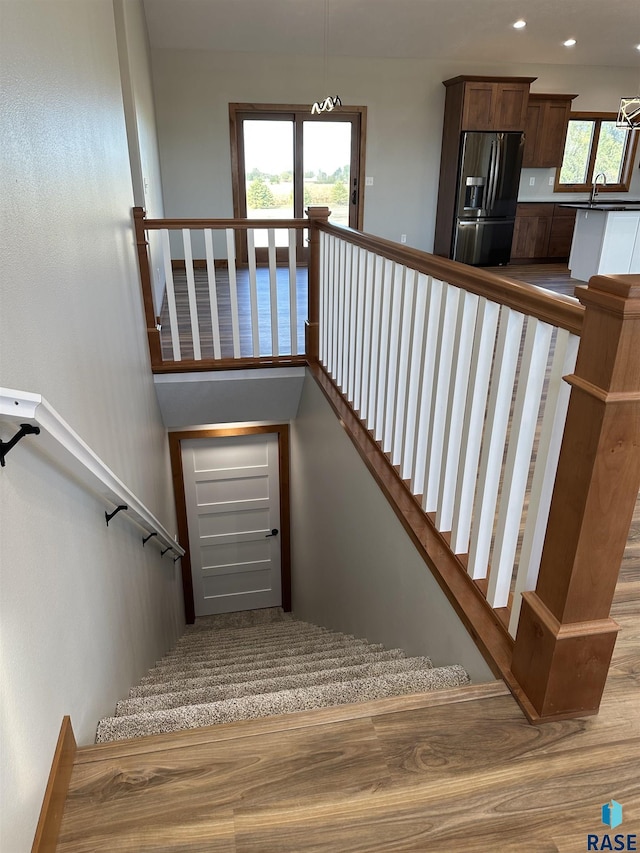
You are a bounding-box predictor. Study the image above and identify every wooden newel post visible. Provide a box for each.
[305,206,331,363]
[132,207,162,368]
[512,274,640,721]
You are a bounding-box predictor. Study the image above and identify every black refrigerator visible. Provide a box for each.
[452,131,524,266]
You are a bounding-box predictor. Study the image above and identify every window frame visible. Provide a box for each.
[553,111,638,194]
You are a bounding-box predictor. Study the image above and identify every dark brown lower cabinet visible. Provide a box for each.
[511,203,576,262]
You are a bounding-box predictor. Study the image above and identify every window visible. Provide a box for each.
[555,112,638,193]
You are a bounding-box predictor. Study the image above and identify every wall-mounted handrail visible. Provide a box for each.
[0,387,184,558]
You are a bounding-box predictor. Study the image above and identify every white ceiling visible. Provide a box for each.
[143,0,640,69]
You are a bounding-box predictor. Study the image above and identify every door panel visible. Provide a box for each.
[182,433,281,616]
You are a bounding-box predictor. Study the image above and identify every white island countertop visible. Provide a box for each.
[562,204,640,282]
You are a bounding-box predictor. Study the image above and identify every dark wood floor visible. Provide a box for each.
[484,262,583,298]
[57,487,640,852]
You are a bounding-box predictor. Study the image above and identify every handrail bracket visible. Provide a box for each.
[0,423,41,467]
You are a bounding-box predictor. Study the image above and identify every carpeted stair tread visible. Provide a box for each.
[179,607,291,634]
[128,647,412,698]
[147,635,377,674]
[140,641,398,684]
[115,656,435,716]
[170,621,329,652]
[96,666,470,742]
[158,626,346,664]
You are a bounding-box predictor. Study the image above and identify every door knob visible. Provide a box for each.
[265,528,279,538]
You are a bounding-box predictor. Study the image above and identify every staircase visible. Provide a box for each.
[95,608,470,743]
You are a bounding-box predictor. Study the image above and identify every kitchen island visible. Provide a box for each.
[563,203,640,282]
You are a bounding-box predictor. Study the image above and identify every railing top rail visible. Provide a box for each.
[318,221,585,336]
[141,216,309,231]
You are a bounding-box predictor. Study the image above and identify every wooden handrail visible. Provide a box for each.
[316,221,584,336]
[141,217,309,231]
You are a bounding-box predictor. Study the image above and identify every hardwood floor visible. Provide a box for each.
[484,262,583,298]
[57,491,640,852]
[159,266,308,361]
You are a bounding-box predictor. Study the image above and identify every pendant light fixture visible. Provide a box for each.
[311,0,341,114]
[616,97,640,129]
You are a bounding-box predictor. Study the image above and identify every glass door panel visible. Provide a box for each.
[303,121,352,227]
[243,119,293,247]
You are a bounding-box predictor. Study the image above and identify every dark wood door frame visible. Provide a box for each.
[169,424,292,624]
[229,102,367,256]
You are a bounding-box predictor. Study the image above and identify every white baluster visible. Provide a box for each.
[203,229,222,360]
[374,258,393,443]
[508,329,579,635]
[347,243,359,404]
[225,228,241,358]
[359,251,375,423]
[487,317,553,609]
[182,229,201,361]
[288,228,298,355]
[383,263,405,455]
[267,229,279,356]
[392,267,416,467]
[400,271,427,480]
[246,229,260,357]
[436,290,480,531]
[422,282,461,513]
[450,297,500,555]
[352,247,365,413]
[367,255,383,430]
[467,306,524,580]
[160,229,181,361]
[411,277,443,498]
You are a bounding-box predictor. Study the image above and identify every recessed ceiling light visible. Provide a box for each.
[563,38,577,47]
[513,20,527,29]
[636,44,640,51]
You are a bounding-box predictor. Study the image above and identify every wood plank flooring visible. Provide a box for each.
[57,488,639,852]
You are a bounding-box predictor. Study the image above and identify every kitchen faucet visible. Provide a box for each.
[590,172,607,204]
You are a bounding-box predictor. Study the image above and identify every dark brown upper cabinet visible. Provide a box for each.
[443,76,536,132]
[522,94,578,168]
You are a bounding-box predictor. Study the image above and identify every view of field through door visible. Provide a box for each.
[230,104,366,251]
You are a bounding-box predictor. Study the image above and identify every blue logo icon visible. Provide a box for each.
[602,800,624,830]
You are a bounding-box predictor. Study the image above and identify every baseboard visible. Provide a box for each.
[31,716,77,853]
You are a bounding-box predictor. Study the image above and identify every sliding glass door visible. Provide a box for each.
[230,104,366,258]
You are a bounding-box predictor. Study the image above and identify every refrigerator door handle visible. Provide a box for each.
[492,136,500,210]
[486,140,497,214]
[489,135,502,212]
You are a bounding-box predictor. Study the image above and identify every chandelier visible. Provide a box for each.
[311,0,341,115]
[616,97,640,129]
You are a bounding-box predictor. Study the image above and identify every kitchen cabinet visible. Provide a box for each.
[522,94,577,168]
[547,205,577,258]
[435,76,536,257]
[511,204,552,260]
[511,203,576,261]
[458,79,534,131]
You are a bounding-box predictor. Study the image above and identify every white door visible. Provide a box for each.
[181,433,282,616]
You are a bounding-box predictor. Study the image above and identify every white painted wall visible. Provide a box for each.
[0,3,184,849]
[113,0,167,311]
[290,373,495,685]
[149,49,640,251]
